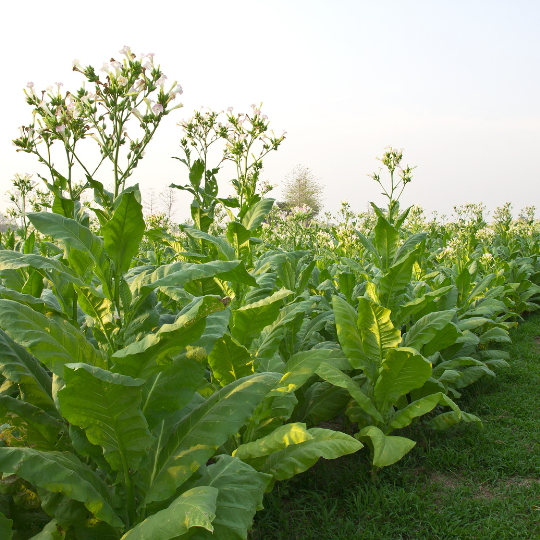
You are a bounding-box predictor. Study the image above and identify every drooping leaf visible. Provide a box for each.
[259,428,362,485]
[389,392,460,430]
[234,423,313,465]
[356,425,415,467]
[0,299,106,377]
[122,487,218,540]
[0,447,122,527]
[0,329,56,415]
[27,212,112,298]
[59,363,153,472]
[0,396,66,450]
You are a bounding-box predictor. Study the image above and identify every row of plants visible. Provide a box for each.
[1,47,539,539]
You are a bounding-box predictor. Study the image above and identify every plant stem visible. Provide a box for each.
[123,460,136,527]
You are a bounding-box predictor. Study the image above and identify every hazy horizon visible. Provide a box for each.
[1,0,539,222]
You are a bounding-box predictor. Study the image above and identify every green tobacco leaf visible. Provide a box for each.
[190,455,272,540]
[27,519,65,539]
[356,425,415,467]
[389,392,460,430]
[373,347,432,415]
[59,363,153,472]
[129,261,255,314]
[231,289,292,347]
[332,296,373,377]
[234,423,313,464]
[373,214,399,269]
[354,231,382,267]
[183,228,235,260]
[141,357,205,430]
[315,362,383,422]
[0,329,56,415]
[208,334,253,386]
[0,396,65,450]
[260,428,362,485]
[0,251,89,290]
[293,382,350,427]
[357,297,401,370]
[431,411,482,430]
[277,349,343,392]
[0,447,122,527]
[27,212,112,299]
[144,373,280,506]
[122,487,218,540]
[102,192,145,276]
[227,221,251,259]
[378,250,418,309]
[402,310,456,351]
[242,198,275,231]
[0,299,106,377]
[0,512,12,540]
[113,296,224,379]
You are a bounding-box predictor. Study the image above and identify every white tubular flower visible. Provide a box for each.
[131,108,144,121]
[26,82,34,89]
[119,45,130,55]
[72,59,83,70]
[100,62,110,73]
[110,60,122,69]
[227,106,233,112]
[156,75,167,86]
[135,79,145,89]
[143,61,152,70]
[152,103,163,114]
[56,125,66,132]
[38,101,54,117]
[117,76,128,86]
[172,84,183,95]
[254,109,261,115]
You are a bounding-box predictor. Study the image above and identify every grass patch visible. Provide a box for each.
[251,313,540,539]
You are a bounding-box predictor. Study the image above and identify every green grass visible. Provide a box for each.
[251,313,540,540]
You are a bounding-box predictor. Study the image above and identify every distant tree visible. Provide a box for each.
[144,188,159,215]
[281,165,324,216]
[159,186,178,221]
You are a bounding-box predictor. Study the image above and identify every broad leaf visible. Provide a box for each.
[190,455,272,540]
[231,289,292,347]
[356,425,415,467]
[102,191,145,276]
[208,334,253,386]
[0,299,106,377]
[59,363,153,472]
[122,487,218,540]
[315,362,383,422]
[373,347,432,415]
[260,428,362,484]
[144,372,280,505]
[0,447,122,527]
[0,329,56,415]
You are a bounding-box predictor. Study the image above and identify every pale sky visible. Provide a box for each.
[2,0,539,222]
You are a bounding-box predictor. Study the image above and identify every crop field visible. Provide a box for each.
[0,49,539,539]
